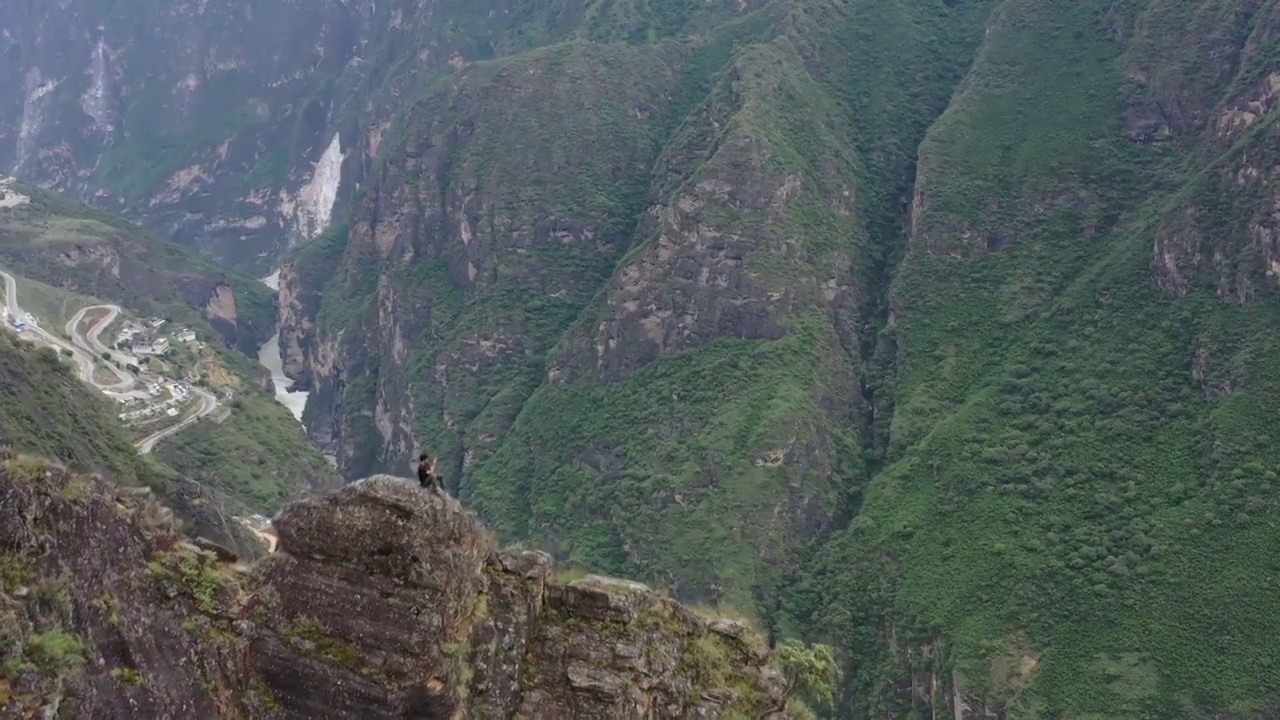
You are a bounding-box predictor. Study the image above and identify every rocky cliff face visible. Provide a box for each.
[0,0,372,269]
[0,0,759,272]
[281,37,695,479]
[0,459,790,719]
[0,455,264,718]
[250,476,789,719]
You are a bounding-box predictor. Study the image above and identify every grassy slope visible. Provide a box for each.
[0,187,339,517]
[0,331,158,485]
[791,0,1280,716]
[7,273,102,332]
[155,343,340,514]
[0,329,271,556]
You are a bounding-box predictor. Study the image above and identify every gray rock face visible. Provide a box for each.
[1,463,790,718]
[0,0,372,269]
[0,1,541,271]
[249,476,790,719]
[0,455,265,719]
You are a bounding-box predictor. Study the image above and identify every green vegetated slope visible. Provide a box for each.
[298,0,995,610]
[292,0,1280,715]
[473,0,1000,608]
[0,330,270,556]
[787,0,1280,717]
[0,182,274,351]
[0,186,339,520]
[154,371,339,513]
[0,331,156,485]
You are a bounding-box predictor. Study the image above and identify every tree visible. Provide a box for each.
[100,351,110,361]
[776,640,838,713]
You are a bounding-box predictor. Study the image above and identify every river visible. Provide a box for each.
[258,271,308,423]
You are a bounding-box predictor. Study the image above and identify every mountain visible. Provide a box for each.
[0,460,795,718]
[0,0,760,273]
[790,0,1280,715]
[0,179,274,353]
[0,329,265,556]
[0,180,340,523]
[280,0,1280,717]
[7,0,1280,717]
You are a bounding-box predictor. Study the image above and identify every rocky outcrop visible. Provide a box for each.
[1,460,790,719]
[248,476,789,719]
[0,455,264,719]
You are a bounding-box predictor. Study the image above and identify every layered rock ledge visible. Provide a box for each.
[0,463,790,719]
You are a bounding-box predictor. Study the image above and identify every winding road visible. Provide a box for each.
[135,387,218,454]
[65,304,136,392]
[1,269,220,454]
[1,269,101,381]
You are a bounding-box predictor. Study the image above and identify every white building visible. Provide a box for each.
[175,328,197,343]
[148,318,167,329]
[132,337,170,356]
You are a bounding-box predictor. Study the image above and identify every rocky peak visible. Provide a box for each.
[0,462,790,719]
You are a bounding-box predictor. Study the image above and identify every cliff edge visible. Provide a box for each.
[0,461,789,719]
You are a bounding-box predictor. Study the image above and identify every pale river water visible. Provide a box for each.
[258,271,309,423]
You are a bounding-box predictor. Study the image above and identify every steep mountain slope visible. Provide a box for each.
[0,182,340,520]
[278,0,1280,717]
[0,330,264,556]
[283,0,995,609]
[788,0,1280,716]
[0,0,761,271]
[0,331,151,484]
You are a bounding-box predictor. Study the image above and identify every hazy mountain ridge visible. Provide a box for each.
[0,0,761,272]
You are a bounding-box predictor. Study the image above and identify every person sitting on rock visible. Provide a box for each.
[417,453,443,495]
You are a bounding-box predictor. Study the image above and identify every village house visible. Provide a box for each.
[132,337,170,356]
[115,325,141,345]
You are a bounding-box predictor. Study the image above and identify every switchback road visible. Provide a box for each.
[2,269,221,454]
